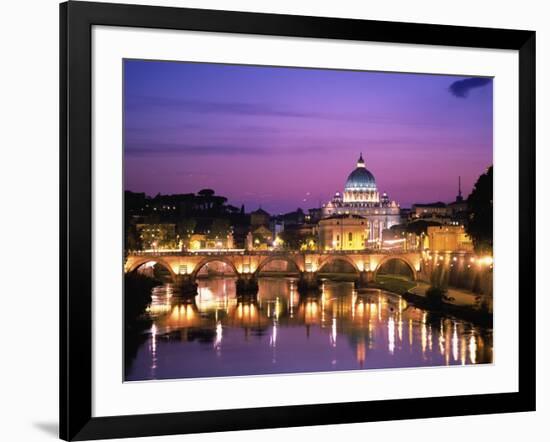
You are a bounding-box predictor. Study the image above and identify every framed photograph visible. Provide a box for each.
[60,1,536,440]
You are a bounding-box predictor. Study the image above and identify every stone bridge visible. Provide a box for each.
[125,250,422,293]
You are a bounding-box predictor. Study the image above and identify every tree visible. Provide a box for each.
[126,223,142,252]
[209,218,231,238]
[124,272,158,326]
[279,228,301,250]
[403,219,441,235]
[197,188,215,197]
[425,285,446,308]
[466,166,493,253]
[178,218,197,235]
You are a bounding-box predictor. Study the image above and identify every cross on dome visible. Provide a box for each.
[357,152,365,168]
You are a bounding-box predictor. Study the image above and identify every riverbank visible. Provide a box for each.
[370,275,492,327]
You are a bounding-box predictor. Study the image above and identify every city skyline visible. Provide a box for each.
[124,60,493,212]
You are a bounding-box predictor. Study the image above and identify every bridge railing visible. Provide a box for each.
[127,248,421,257]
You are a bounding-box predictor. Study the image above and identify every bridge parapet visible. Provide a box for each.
[125,249,494,300]
[128,248,420,257]
[125,249,423,286]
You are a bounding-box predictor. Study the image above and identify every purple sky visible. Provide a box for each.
[124,60,492,213]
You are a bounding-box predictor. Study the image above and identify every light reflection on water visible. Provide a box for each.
[126,277,493,381]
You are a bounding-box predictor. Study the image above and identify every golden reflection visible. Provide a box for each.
[214,321,223,350]
[147,284,174,315]
[469,333,477,364]
[452,323,459,362]
[356,338,366,367]
[141,279,492,370]
[438,322,445,357]
[398,316,403,345]
[150,323,157,376]
[299,298,321,326]
[156,301,200,329]
[370,302,378,321]
[229,297,267,328]
[331,318,337,347]
[289,281,296,319]
[357,299,365,319]
[148,303,171,315]
[320,291,326,325]
[445,321,451,365]
[461,335,467,365]
[275,297,281,320]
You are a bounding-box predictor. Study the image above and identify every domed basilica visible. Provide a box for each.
[320,154,401,246]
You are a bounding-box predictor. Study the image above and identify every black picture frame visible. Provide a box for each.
[60,1,536,440]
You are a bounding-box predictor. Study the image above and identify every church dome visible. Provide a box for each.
[344,154,377,191]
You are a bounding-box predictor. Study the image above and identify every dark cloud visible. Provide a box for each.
[448,77,492,98]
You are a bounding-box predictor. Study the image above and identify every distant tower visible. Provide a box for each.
[456,176,464,202]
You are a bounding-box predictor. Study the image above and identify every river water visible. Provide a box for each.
[125,277,492,381]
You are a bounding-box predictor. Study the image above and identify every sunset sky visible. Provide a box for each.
[124,59,493,213]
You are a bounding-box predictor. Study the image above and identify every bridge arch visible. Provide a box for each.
[374,256,417,281]
[317,255,360,274]
[191,257,239,279]
[126,257,177,282]
[255,255,303,275]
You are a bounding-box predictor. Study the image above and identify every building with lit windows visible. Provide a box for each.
[318,214,371,251]
[321,154,401,246]
[410,177,469,225]
[426,225,474,252]
[135,223,177,250]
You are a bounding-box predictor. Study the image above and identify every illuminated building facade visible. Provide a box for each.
[136,223,177,250]
[410,177,469,225]
[321,154,401,246]
[426,225,474,252]
[251,225,273,250]
[187,232,235,251]
[318,214,371,251]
